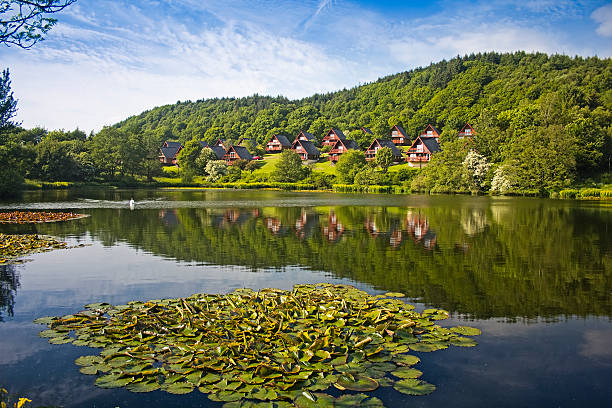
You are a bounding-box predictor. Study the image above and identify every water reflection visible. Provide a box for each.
[0,265,19,321]
[3,198,605,321]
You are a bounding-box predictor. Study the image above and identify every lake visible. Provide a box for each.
[0,189,611,407]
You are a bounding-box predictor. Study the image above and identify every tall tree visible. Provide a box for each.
[1,0,76,48]
[0,68,17,129]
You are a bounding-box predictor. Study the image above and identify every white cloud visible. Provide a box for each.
[388,25,561,68]
[591,4,612,37]
[7,18,365,131]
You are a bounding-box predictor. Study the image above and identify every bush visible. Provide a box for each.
[600,190,612,199]
[579,188,601,198]
[559,189,579,199]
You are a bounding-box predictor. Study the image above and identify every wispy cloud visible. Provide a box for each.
[591,4,612,36]
[1,0,610,131]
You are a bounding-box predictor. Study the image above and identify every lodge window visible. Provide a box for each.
[464,129,471,135]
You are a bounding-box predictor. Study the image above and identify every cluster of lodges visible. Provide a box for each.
[159,139,254,166]
[159,123,475,167]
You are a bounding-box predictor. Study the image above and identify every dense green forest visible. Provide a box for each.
[1,52,611,195]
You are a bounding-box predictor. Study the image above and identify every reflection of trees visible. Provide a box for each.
[0,264,19,322]
[31,202,612,320]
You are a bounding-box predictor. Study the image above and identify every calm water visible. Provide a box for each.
[0,189,611,407]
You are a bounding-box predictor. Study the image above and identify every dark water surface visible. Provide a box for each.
[1,189,611,407]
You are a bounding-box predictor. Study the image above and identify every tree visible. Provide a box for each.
[195,147,218,175]
[0,69,18,129]
[375,147,393,173]
[335,150,366,184]
[1,0,76,48]
[272,150,310,182]
[462,150,490,192]
[245,160,261,173]
[177,139,203,181]
[205,160,228,182]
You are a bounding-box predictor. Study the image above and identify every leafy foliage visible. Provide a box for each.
[272,150,310,182]
[0,0,76,48]
[36,284,480,405]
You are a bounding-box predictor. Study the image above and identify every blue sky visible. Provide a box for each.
[1,0,611,132]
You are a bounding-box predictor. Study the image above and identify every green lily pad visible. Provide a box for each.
[335,374,378,392]
[384,292,405,298]
[334,393,369,407]
[392,354,420,366]
[163,381,195,394]
[126,380,160,393]
[390,367,423,379]
[451,326,482,336]
[95,374,133,388]
[393,379,436,395]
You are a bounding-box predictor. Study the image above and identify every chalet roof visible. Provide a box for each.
[370,139,402,156]
[214,138,227,147]
[459,123,475,133]
[160,145,181,158]
[326,128,346,140]
[163,141,182,149]
[422,137,441,154]
[361,127,374,135]
[297,131,315,141]
[210,145,226,159]
[334,139,360,150]
[391,125,408,138]
[231,145,253,160]
[272,134,292,147]
[421,124,441,137]
[294,139,320,156]
[199,140,209,148]
[237,137,256,146]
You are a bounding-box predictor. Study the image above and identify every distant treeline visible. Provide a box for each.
[1,52,610,195]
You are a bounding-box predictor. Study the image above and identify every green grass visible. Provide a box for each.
[312,159,337,175]
[250,154,281,176]
[387,162,412,172]
[162,166,179,177]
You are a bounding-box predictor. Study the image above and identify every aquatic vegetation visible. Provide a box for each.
[0,211,87,224]
[35,284,481,406]
[0,234,67,263]
[0,387,31,408]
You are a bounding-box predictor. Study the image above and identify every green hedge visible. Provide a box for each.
[332,184,394,194]
[579,188,601,198]
[559,189,579,199]
[200,182,318,190]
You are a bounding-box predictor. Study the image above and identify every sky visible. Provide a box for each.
[1,0,611,133]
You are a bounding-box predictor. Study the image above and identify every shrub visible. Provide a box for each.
[559,189,579,199]
[579,188,601,198]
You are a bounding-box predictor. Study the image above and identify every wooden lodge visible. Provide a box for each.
[458,123,475,139]
[419,124,441,141]
[322,128,347,146]
[329,139,360,163]
[265,134,292,153]
[405,135,441,167]
[390,125,409,145]
[291,139,321,161]
[214,138,228,149]
[210,145,227,160]
[364,139,403,162]
[224,145,253,165]
[159,141,183,165]
[294,131,315,143]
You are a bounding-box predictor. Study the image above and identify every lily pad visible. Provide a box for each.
[393,379,436,396]
[335,375,378,392]
[451,326,482,336]
[390,367,423,379]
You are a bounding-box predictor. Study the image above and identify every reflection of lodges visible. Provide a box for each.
[365,218,403,248]
[295,211,318,240]
[264,217,288,236]
[159,209,179,227]
[405,211,437,250]
[322,211,344,242]
[222,209,255,226]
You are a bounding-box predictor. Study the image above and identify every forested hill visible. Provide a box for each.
[115,52,611,175]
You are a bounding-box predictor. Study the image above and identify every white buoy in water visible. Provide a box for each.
[129,198,135,210]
